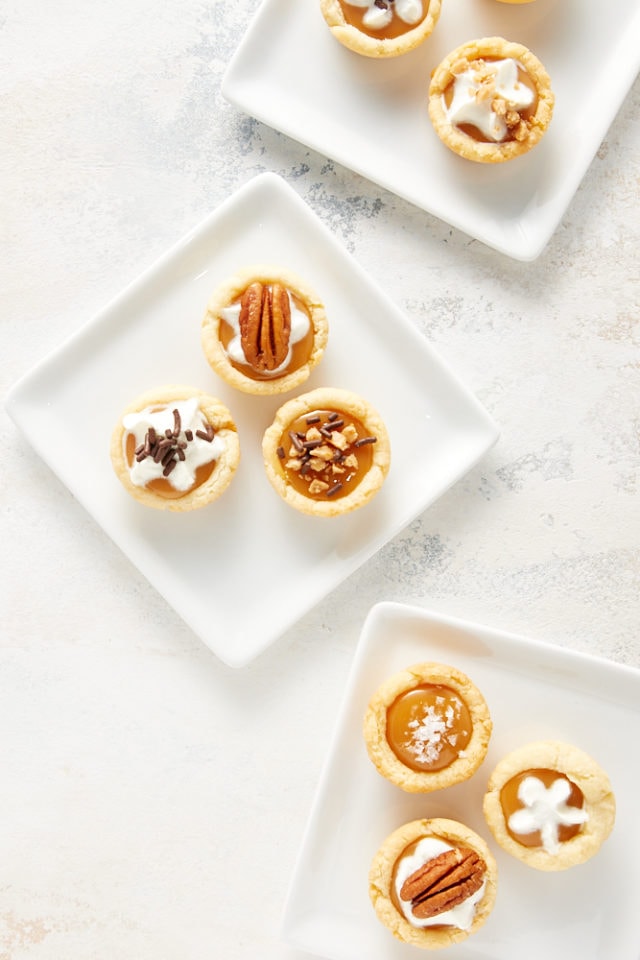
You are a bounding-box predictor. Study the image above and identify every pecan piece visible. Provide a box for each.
[400,846,486,920]
[238,281,291,372]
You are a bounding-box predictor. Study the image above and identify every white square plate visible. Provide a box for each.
[222,0,640,261]
[282,601,640,958]
[5,175,498,668]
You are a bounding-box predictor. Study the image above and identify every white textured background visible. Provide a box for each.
[1,1,639,957]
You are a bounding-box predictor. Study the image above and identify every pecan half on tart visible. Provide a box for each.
[320,0,442,58]
[363,662,492,792]
[483,740,616,871]
[261,387,390,517]
[110,386,240,511]
[369,818,497,948]
[201,266,328,396]
[428,38,554,163]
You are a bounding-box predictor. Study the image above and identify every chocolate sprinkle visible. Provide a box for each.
[354,436,377,447]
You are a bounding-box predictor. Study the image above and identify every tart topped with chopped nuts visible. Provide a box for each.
[202,265,328,395]
[320,0,442,58]
[369,818,497,948]
[428,38,554,163]
[262,387,390,517]
[110,386,240,511]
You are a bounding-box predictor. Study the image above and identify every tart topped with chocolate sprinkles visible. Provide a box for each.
[262,387,390,517]
[110,386,240,511]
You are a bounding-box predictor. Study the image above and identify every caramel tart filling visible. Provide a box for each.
[386,684,472,772]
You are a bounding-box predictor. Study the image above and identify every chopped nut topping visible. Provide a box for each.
[279,409,377,501]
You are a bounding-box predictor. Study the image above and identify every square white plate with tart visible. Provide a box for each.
[6,175,498,668]
[222,0,640,260]
[281,601,640,958]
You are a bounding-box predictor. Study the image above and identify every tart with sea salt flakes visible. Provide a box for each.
[320,0,442,58]
[110,386,240,511]
[363,662,492,792]
[369,818,497,948]
[428,37,554,163]
[201,265,328,396]
[262,387,390,517]
[483,740,616,871]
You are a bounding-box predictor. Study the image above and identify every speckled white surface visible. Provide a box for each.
[1,1,639,957]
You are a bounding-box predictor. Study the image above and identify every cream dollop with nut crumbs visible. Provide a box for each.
[445,58,534,142]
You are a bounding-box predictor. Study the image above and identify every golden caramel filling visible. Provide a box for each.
[500,768,585,848]
[386,684,472,772]
[220,287,314,381]
[338,0,427,40]
[444,59,538,143]
[276,408,375,501]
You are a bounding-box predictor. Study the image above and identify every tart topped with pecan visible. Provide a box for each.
[369,818,497,947]
[262,387,390,517]
[202,266,328,395]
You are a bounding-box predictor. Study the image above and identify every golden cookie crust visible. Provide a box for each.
[363,662,492,792]
[110,385,240,512]
[262,387,390,517]
[369,818,498,949]
[482,740,616,871]
[428,37,554,163]
[320,0,442,58]
[201,265,328,396]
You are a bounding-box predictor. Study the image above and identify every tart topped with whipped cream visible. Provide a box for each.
[110,386,240,511]
[320,0,442,58]
[369,818,498,948]
[483,740,616,870]
[202,266,328,395]
[428,38,554,162]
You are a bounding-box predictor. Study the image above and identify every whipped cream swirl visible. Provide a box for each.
[508,776,588,854]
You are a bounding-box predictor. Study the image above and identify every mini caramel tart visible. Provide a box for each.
[369,818,497,949]
[363,662,492,792]
[262,387,390,517]
[320,0,442,58]
[483,740,616,871]
[201,265,328,396]
[110,386,240,511]
[428,38,554,163]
